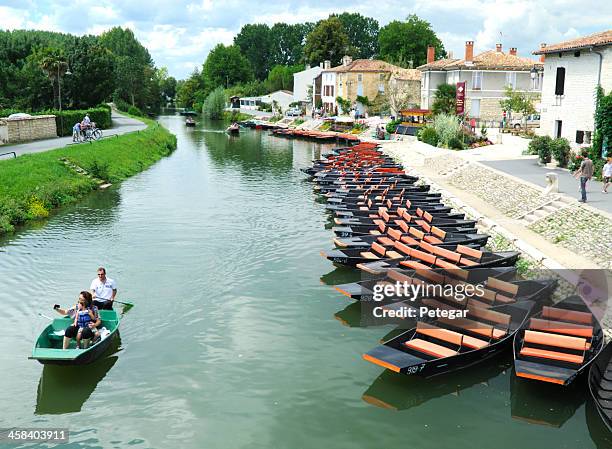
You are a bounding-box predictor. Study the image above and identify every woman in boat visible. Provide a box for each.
[63,291,100,350]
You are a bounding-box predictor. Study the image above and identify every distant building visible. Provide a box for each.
[534,30,612,147]
[313,56,421,115]
[418,42,542,120]
[293,65,323,111]
[238,90,294,113]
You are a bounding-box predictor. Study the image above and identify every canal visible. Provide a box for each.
[0,115,608,448]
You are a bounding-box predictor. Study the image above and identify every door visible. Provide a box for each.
[555,120,562,138]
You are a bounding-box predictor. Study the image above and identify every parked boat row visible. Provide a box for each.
[273,128,360,143]
[303,141,611,431]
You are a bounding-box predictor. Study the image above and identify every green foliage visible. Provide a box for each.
[528,135,553,163]
[127,105,143,117]
[266,64,303,92]
[203,87,227,119]
[356,95,371,106]
[234,24,273,80]
[53,107,112,136]
[0,118,176,235]
[269,23,314,66]
[499,86,538,127]
[378,15,445,68]
[386,119,401,134]
[432,83,456,115]
[175,69,206,109]
[203,44,253,92]
[335,13,379,59]
[418,126,439,146]
[319,121,332,131]
[433,113,461,148]
[114,98,130,112]
[593,87,612,157]
[550,138,571,167]
[304,17,350,66]
[336,96,351,114]
[448,136,464,150]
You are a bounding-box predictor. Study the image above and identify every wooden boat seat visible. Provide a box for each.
[542,306,592,325]
[400,260,430,270]
[424,235,443,244]
[360,252,379,260]
[529,318,593,338]
[487,277,519,297]
[386,251,404,259]
[431,226,446,239]
[377,237,395,246]
[523,330,587,351]
[456,245,483,261]
[441,314,505,339]
[400,235,420,246]
[369,230,382,235]
[417,322,488,350]
[387,228,402,241]
[519,347,584,364]
[404,338,458,358]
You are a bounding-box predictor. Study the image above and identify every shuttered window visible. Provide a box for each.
[555,67,565,95]
[576,130,584,144]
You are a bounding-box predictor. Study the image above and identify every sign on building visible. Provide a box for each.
[456,82,465,115]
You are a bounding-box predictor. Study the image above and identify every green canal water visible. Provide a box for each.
[0,115,609,448]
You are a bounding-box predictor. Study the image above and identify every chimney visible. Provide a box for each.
[427,46,435,64]
[324,60,331,69]
[539,43,546,63]
[496,43,502,52]
[319,62,323,68]
[342,55,353,66]
[448,50,453,59]
[305,63,310,70]
[509,47,517,56]
[465,41,474,63]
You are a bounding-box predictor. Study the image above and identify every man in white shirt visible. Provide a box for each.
[90,267,117,310]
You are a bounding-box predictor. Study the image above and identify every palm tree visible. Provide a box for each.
[37,48,69,110]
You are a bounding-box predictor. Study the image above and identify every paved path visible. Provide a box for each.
[0,111,146,158]
[482,158,611,214]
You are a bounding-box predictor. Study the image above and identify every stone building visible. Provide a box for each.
[534,30,612,148]
[314,56,421,115]
[418,42,543,121]
[0,115,57,144]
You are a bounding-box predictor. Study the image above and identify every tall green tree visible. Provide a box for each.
[202,44,253,92]
[269,23,314,66]
[378,15,445,68]
[265,64,303,92]
[176,69,206,108]
[234,24,272,80]
[304,17,350,66]
[336,13,379,59]
[36,47,68,110]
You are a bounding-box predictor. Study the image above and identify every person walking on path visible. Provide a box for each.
[602,156,612,193]
[574,151,594,203]
[90,267,117,310]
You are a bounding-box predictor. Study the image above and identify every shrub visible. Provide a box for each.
[52,107,112,137]
[448,136,464,150]
[568,153,583,172]
[97,103,112,112]
[336,96,351,114]
[419,127,439,146]
[386,119,401,134]
[433,113,461,147]
[114,98,130,112]
[550,138,571,167]
[527,135,552,163]
[127,106,143,117]
[203,87,226,120]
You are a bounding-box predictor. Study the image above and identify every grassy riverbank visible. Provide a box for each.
[0,117,176,234]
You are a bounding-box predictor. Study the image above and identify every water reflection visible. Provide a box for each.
[320,266,361,286]
[362,357,510,411]
[35,336,122,415]
[510,372,586,427]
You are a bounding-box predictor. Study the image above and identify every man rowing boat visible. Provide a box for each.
[90,267,117,310]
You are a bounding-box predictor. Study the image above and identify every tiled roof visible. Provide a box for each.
[392,68,421,81]
[417,58,459,70]
[324,59,406,73]
[419,51,541,71]
[534,30,612,54]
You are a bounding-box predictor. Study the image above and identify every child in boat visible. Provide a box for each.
[62,291,100,350]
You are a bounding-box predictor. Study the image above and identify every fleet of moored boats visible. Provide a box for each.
[303,140,612,432]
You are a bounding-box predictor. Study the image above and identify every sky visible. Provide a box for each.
[1,0,611,79]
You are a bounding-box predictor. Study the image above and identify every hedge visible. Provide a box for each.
[52,107,112,136]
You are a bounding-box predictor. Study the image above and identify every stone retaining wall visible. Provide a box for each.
[0,115,57,144]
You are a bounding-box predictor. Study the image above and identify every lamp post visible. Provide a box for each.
[57,62,71,134]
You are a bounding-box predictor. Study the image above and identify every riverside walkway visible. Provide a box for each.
[0,110,146,158]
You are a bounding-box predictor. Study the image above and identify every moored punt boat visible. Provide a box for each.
[333,229,489,249]
[363,298,538,377]
[513,295,605,386]
[30,310,121,365]
[589,341,612,433]
[356,245,520,275]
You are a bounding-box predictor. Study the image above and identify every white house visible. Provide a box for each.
[238,90,294,113]
[418,42,542,120]
[293,65,323,105]
[534,30,612,147]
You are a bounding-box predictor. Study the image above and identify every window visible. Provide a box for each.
[532,74,540,90]
[576,130,584,144]
[378,83,385,93]
[472,71,482,89]
[357,74,363,82]
[555,67,565,95]
[379,73,385,81]
[585,131,592,144]
[506,72,517,88]
[471,99,481,118]
[555,120,562,139]
[574,51,580,57]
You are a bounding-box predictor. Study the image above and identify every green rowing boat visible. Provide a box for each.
[30,309,121,365]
